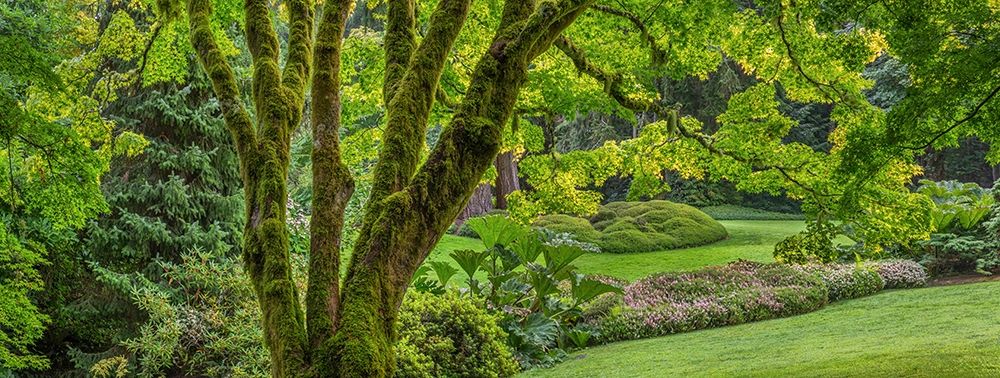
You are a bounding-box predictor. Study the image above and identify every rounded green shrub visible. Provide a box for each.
[533,214,601,242]
[538,201,727,254]
[395,291,519,378]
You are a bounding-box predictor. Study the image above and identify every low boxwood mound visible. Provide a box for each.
[395,291,519,378]
[592,261,827,343]
[534,201,728,253]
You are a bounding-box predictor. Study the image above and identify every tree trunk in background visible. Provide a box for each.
[494,151,520,209]
[455,183,493,227]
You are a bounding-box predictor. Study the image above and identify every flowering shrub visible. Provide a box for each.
[587,260,929,345]
[795,263,884,301]
[593,261,827,343]
[868,259,929,289]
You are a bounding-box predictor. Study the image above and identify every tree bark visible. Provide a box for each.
[455,183,494,227]
[189,0,595,375]
[307,0,355,373]
[494,151,520,209]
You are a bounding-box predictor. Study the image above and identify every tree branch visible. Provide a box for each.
[245,0,283,120]
[592,4,665,64]
[367,0,473,203]
[307,0,355,354]
[383,0,416,105]
[281,0,315,105]
[556,35,832,202]
[902,83,1000,150]
[187,0,256,166]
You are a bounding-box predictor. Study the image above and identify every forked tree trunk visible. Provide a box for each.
[188,0,595,374]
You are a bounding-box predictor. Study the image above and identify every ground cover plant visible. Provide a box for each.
[584,259,927,344]
[522,281,1000,378]
[534,201,728,253]
[591,261,828,343]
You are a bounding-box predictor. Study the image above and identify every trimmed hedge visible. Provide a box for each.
[535,201,728,254]
[395,291,519,378]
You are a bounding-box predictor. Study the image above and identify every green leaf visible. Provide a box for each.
[571,279,623,304]
[542,244,586,280]
[449,249,486,279]
[427,261,459,286]
[510,232,544,264]
[466,215,528,249]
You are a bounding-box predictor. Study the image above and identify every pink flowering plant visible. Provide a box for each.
[594,261,827,343]
[793,263,884,301]
[868,259,928,289]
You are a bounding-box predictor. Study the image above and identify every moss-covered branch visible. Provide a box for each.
[554,35,648,110]
[383,0,416,105]
[307,0,355,364]
[186,0,256,170]
[245,0,283,122]
[555,35,832,208]
[281,0,315,112]
[367,0,472,204]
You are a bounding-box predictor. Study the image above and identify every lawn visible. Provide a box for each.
[427,220,806,282]
[522,281,1000,378]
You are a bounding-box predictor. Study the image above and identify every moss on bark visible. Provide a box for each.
[187,0,596,375]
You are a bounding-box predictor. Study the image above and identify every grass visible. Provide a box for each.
[573,220,803,280]
[424,220,805,283]
[522,281,1000,377]
[699,204,806,220]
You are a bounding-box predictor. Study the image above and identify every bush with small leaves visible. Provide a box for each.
[394,291,519,378]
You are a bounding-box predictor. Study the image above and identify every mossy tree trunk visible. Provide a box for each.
[185,0,594,375]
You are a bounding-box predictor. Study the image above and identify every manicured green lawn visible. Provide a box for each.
[522,281,1000,378]
[573,220,803,280]
[427,220,806,282]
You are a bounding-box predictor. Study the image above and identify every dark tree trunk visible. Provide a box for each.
[455,183,494,227]
[494,151,520,209]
